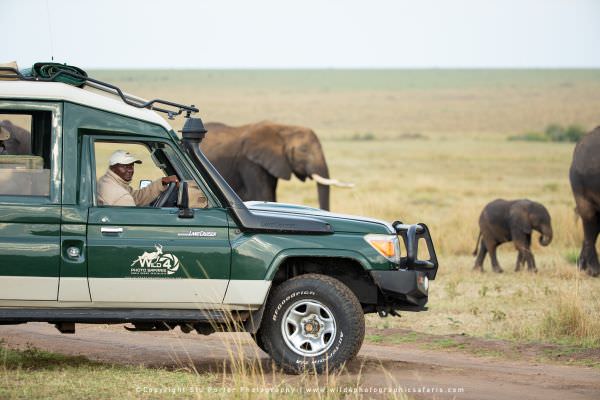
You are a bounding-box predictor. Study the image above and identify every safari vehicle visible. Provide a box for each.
[0,63,438,373]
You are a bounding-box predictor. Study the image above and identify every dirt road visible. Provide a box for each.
[1,323,599,399]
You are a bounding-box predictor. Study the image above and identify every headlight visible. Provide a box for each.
[364,234,401,264]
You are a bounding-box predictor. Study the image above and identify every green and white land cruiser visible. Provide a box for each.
[0,63,438,373]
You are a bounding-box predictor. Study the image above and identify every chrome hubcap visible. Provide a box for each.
[281,299,336,356]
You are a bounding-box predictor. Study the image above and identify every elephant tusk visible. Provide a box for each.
[311,174,355,188]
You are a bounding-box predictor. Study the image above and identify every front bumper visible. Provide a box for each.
[370,269,429,309]
[370,222,439,310]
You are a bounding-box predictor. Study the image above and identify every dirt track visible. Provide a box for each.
[1,323,599,399]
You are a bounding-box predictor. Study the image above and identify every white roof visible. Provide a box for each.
[0,81,173,131]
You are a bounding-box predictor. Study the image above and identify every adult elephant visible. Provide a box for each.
[200,121,352,210]
[473,199,553,273]
[569,126,600,277]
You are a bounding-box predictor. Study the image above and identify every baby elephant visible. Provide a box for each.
[473,199,553,273]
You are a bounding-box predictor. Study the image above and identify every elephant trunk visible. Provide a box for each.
[310,162,330,211]
[317,182,330,211]
[539,225,553,246]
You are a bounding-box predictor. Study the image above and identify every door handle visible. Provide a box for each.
[101,227,123,235]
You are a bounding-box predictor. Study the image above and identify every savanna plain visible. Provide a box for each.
[3,69,600,399]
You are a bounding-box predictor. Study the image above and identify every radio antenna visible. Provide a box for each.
[45,0,55,61]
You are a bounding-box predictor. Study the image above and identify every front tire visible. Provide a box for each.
[259,273,365,374]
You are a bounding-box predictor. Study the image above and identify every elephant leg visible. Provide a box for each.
[580,216,600,276]
[529,255,537,273]
[524,248,537,273]
[575,197,600,277]
[473,241,487,272]
[524,235,537,273]
[514,235,536,273]
[240,161,278,202]
[487,242,503,273]
[515,251,523,272]
[272,179,279,202]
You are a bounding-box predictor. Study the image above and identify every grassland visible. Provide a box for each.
[91,68,600,346]
[5,69,600,397]
[92,69,600,138]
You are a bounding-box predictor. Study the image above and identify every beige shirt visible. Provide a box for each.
[97,169,165,206]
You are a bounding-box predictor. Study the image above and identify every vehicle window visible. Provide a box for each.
[94,142,165,185]
[161,145,209,209]
[93,140,208,208]
[0,112,51,197]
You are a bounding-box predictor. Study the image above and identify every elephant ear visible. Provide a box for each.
[240,125,292,180]
[509,202,532,235]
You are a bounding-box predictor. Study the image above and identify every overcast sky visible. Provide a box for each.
[2,0,599,69]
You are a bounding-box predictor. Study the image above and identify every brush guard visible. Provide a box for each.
[393,221,439,280]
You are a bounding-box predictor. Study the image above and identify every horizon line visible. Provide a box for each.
[84,66,600,71]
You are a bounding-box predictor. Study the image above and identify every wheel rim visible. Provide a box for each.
[281,299,337,357]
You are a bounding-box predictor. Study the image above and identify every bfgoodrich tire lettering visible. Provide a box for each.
[260,273,365,374]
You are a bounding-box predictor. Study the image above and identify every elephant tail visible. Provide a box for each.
[473,232,482,256]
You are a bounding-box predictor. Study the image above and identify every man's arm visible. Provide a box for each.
[130,175,178,206]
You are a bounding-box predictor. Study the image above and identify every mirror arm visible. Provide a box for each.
[178,181,194,218]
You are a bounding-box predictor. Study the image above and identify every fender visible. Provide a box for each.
[265,248,372,281]
[243,249,371,334]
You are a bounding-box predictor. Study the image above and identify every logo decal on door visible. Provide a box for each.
[130,244,180,276]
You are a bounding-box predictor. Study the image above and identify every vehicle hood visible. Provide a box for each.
[245,201,394,234]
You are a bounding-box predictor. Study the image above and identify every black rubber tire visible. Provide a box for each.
[259,273,365,374]
[251,331,268,354]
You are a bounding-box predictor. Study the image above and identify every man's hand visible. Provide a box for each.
[161,175,179,187]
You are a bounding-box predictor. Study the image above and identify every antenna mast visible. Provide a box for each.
[45,0,55,61]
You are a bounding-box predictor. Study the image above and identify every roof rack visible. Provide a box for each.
[0,66,199,119]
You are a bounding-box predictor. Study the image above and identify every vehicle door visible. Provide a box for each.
[0,103,62,301]
[85,135,231,306]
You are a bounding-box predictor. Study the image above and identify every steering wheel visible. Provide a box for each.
[152,182,177,208]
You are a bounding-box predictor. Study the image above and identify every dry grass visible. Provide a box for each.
[1,328,408,400]
[366,253,600,347]
[538,292,600,346]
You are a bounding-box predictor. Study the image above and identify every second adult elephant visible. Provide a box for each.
[200,122,352,210]
[473,199,553,273]
[570,126,600,276]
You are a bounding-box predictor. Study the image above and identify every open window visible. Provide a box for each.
[92,139,208,208]
[0,111,53,197]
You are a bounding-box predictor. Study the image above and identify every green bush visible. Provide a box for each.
[508,124,586,143]
[564,125,586,142]
[350,132,376,141]
[508,132,548,142]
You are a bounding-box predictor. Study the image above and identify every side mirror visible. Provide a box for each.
[177,181,194,218]
[139,179,151,189]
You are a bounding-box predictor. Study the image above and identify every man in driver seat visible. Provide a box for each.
[97,150,179,206]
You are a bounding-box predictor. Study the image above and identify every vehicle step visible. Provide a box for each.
[0,308,241,324]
